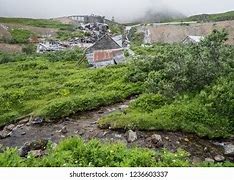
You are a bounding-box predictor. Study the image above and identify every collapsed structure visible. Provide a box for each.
[36,14,129,67]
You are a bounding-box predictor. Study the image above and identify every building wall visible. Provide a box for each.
[86,51,125,68]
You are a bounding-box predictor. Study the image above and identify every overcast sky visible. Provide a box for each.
[0,0,234,22]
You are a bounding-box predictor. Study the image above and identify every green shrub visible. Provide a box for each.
[127,30,233,97]
[22,44,36,54]
[130,93,169,112]
[56,31,86,41]
[43,48,84,62]
[10,29,33,44]
[128,27,144,46]
[200,73,234,122]
[99,97,231,138]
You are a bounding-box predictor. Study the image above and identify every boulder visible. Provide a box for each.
[31,117,44,125]
[18,118,29,125]
[30,150,44,158]
[205,158,215,163]
[214,155,225,162]
[4,124,16,131]
[29,139,48,150]
[19,142,31,157]
[150,134,164,148]
[21,131,26,135]
[127,130,137,143]
[192,156,202,164]
[119,105,129,110]
[19,139,48,157]
[0,130,12,139]
[114,134,122,138]
[151,134,162,143]
[224,144,234,156]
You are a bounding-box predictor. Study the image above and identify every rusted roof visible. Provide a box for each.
[93,49,123,62]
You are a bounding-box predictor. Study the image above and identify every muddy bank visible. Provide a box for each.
[0,100,234,163]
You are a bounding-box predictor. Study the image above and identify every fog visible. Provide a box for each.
[0,0,234,22]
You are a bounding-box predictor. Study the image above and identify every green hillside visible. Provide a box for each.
[186,11,234,22]
[0,17,73,30]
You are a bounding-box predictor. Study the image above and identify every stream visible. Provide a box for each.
[0,100,234,163]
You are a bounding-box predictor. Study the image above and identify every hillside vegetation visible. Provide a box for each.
[0,29,233,167]
[0,49,140,126]
[0,17,73,30]
[99,30,234,138]
[186,11,234,22]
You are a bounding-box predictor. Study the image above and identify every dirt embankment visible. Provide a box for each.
[53,17,76,24]
[142,20,234,44]
[0,23,59,53]
[0,23,58,37]
[0,43,22,53]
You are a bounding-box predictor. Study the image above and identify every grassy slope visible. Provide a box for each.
[0,17,72,29]
[0,60,140,126]
[98,94,231,138]
[98,39,234,139]
[186,11,234,22]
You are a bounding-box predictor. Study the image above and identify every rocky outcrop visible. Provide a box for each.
[19,139,48,157]
[224,144,234,156]
[127,130,137,143]
[147,134,164,148]
[0,129,12,139]
[214,155,225,162]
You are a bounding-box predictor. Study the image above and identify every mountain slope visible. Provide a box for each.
[186,11,234,22]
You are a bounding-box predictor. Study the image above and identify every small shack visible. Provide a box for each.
[86,34,125,67]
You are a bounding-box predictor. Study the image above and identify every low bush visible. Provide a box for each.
[10,29,33,44]
[99,96,231,138]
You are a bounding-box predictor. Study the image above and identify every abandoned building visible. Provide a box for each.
[182,35,204,44]
[86,34,122,54]
[68,15,105,24]
[86,34,124,67]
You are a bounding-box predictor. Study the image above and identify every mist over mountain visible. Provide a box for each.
[130,8,186,23]
[0,0,233,23]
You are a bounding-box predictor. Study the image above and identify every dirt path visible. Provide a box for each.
[0,100,233,163]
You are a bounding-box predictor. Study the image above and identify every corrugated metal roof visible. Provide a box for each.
[188,36,204,43]
[93,49,123,62]
[112,35,123,47]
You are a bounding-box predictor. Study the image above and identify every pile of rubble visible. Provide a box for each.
[37,21,110,53]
